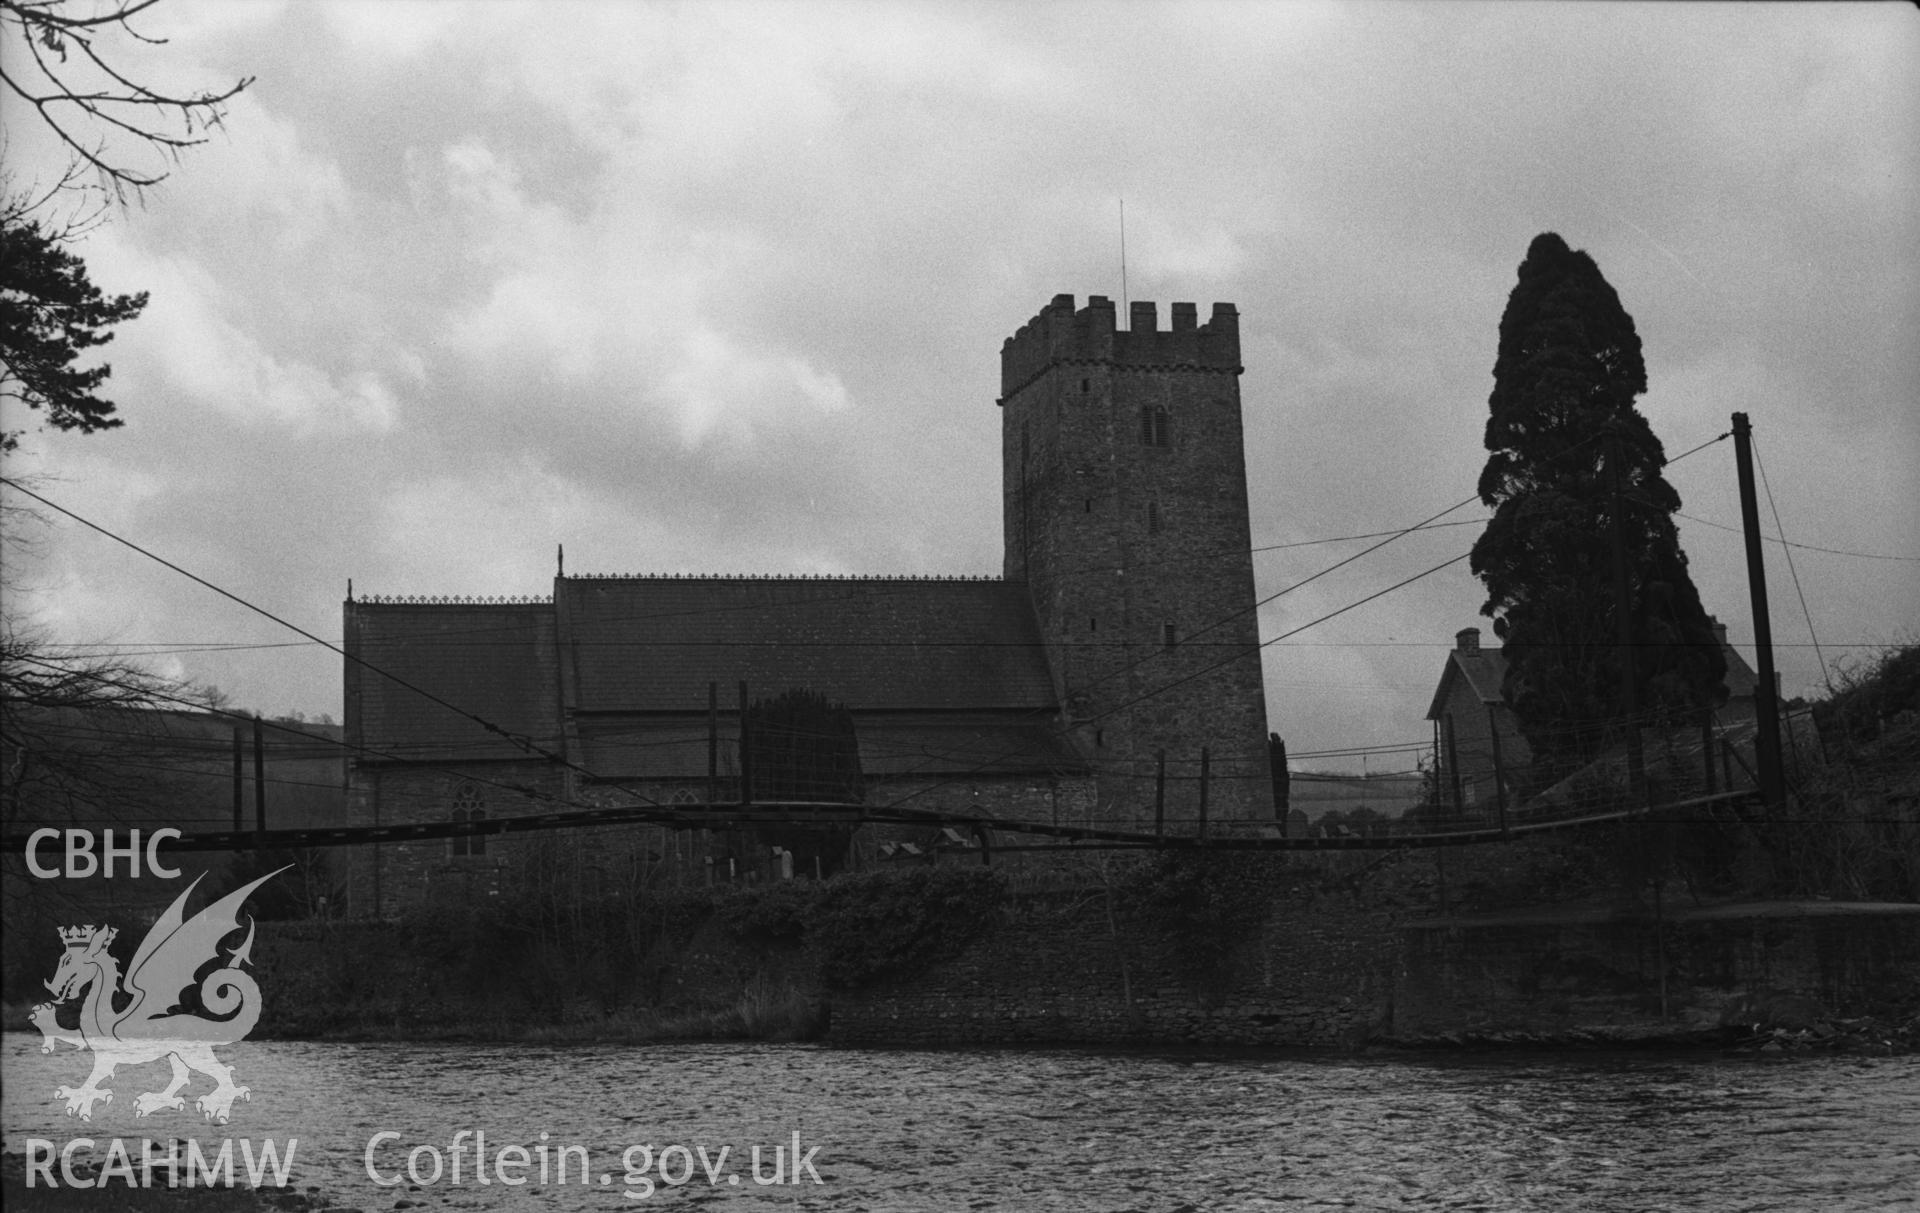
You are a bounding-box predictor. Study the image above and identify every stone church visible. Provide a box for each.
[342,294,1271,914]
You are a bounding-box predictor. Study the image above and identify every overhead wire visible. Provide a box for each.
[1752,436,1833,695]
[869,426,1744,813]
[1675,511,1920,562]
[4,653,649,827]
[0,475,662,808]
[3,424,1846,840]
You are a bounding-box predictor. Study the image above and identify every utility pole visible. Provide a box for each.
[1487,704,1510,835]
[1196,747,1210,842]
[1154,749,1166,837]
[252,714,267,851]
[737,681,753,808]
[231,724,244,835]
[1731,413,1786,812]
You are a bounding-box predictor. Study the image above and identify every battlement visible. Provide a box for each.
[1000,293,1239,399]
[562,572,1003,582]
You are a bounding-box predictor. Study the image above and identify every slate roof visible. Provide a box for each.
[348,602,560,761]
[347,579,1077,780]
[574,712,1080,779]
[1721,637,1760,701]
[1425,648,1510,721]
[1426,629,1761,722]
[558,576,1059,713]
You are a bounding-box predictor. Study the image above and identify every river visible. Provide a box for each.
[4,1035,1916,1210]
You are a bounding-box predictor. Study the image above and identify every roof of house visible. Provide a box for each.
[1721,636,1760,700]
[1427,625,1763,723]
[1425,646,1510,721]
[558,576,1059,713]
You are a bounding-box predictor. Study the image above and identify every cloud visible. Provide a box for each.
[3,0,1912,755]
[90,237,398,435]
[432,132,857,448]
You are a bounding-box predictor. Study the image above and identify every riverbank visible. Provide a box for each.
[251,977,823,1046]
[1370,1011,1920,1056]
[15,857,1916,1055]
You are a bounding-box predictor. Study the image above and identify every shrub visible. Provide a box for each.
[811,867,1004,990]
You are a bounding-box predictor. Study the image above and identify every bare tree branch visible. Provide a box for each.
[1,0,254,202]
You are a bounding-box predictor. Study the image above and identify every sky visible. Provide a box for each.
[3,0,1915,776]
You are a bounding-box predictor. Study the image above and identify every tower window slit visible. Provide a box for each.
[1141,406,1170,447]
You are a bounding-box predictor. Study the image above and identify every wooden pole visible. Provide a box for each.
[1654,863,1669,1020]
[737,680,753,807]
[252,715,267,851]
[232,724,244,835]
[1197,747,1210,841]
[1154,749,1166,837]
[1731,412,1786,812]
[1701,706,1716,796]
[1486,703,1510,835]
[1444,714,1463,814]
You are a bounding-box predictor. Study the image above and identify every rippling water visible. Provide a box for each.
[5,1035,1917,1211]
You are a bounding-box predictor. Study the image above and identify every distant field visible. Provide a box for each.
[1287,771,1426,820]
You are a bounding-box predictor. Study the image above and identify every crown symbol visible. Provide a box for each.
[57,926,94,947]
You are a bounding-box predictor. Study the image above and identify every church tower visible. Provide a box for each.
[1000,294,1270,829]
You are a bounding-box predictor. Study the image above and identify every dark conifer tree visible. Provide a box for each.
[0,216,147,453]
[744,687,861,878]
[746,687,864,803]
[1471,232,1726,771]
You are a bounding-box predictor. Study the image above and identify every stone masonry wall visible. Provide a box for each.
[829,879,1920,1049]
[1392,904,1920,1040]
[1000,294,1270,828]
[831,875,1399,1048]
[344,763,571,917]
[343,766,1101,915]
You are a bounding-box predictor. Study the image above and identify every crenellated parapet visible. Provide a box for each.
[999,293,1240,402]
[560,572,1002,582]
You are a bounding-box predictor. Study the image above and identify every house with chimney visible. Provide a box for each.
[1425,620,1760,814]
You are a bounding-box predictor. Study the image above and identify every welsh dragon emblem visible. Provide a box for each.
[32,867,287,1124]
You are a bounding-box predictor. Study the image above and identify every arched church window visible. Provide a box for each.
[450,783,485,857]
